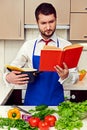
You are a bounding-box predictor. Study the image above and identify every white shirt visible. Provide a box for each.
[4,33,79,86]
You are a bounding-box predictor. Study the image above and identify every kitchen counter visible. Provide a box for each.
[13,74,87,90]
[64,74,87,90]
[0,106,87,130]
[0,74,87,105]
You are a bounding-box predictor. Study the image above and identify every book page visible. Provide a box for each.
[43,45,61,50]
[23,68,37,72]
[64,44,83,50]
[5,65,37,72]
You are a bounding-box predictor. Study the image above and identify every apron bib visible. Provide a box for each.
[24,39,64,106]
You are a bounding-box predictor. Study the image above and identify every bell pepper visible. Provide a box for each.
[7,108,21,119]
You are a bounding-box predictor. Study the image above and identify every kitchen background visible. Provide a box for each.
[0,0,87,104]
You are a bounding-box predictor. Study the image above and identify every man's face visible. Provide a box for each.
[37,13,57,39]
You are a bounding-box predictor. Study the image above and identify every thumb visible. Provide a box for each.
[12,71,21,74]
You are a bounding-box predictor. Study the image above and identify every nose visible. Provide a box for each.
[46,23,50,30]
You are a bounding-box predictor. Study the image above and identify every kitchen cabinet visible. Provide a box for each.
[5,90,22,105]
[0,0,24,40]
[70,0,87,41]
[70,13,87,40]
[25,0,70,25]
[71,0,87,12]
[70,90,87,102]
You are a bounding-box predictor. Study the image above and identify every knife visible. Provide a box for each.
[12,105,31,115]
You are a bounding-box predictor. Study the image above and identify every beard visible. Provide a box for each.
[39,28,56,39]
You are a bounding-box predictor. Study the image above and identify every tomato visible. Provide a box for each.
[38,120,49,130]
[44,115,57,127]
[28,116,40,127]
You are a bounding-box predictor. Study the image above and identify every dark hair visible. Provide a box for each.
[35,3,57,21]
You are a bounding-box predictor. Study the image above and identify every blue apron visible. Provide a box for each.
[24,39,64,106]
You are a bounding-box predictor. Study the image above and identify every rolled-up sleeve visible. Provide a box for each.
[58,67,79,86]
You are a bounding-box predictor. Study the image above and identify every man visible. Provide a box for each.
[5,3,78,106]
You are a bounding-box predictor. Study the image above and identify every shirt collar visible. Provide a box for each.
[37,33,58,43]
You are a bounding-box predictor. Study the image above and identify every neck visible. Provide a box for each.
[42,36,49,40]
[41,34,51,40]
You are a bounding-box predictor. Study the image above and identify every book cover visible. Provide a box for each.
[39,44,83,71]
[5,65,38,83]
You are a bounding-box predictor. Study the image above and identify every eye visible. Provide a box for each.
[49,20,55,24]
[41,22,46,25]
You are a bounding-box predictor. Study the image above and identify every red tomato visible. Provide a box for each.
[28,116,40,127]
[44,115,57,127]
[38,120,49,130]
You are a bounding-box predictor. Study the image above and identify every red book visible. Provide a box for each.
[39,44,83,71]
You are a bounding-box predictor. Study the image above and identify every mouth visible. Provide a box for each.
[45,30,52,35]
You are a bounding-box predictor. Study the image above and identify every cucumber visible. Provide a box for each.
[35,105,48,111]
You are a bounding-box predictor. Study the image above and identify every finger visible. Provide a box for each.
[15,77,29,83]
[54,65,63,73]
[16,80,29,85]
[63,62,68,69]
[18,77,29,81]
[17,74,29,78]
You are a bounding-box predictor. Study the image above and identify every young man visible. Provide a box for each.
[5,3,78,106]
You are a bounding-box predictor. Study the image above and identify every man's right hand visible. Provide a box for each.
[6,71,29,85]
